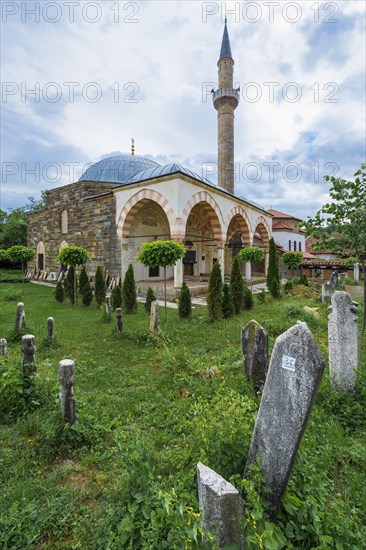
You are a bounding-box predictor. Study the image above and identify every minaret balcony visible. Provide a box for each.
[212,87,240,108]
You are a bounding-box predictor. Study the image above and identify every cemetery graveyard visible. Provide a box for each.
[0,278,365,548]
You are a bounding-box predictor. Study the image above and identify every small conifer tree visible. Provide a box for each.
[55,280,65,303]
[207,261,223,322]
[299,273,309,286]
[230,255,244,314]
[111,286,123,310]
[95,266,106,307]
[267,237,280,291]
[79,265,89,295]
[270,277,281,298]
[122,264,137,313]
[243,281,254,310]
[145,287,156,313]
[222,283,234,318]
[82,280,93,306]
[65,266,76,303]
[178,282,192,319]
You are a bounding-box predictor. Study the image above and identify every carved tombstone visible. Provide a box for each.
[149,301,160,334]
[241,320,268,389]
[47,317,55,340]
[105,296,112,318]
[321,281,335,303]
[244,321,325,519]
[59,359,76,423]
[21,334,36,389]
[15,302,25,330]
[0,338,8,357]
[328,291,359,394]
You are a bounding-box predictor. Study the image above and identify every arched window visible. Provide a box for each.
[288,240,291,251]
[61,209,68,234]
[36,241,45,271]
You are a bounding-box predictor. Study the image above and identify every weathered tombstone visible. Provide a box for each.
[21,335,36,390]
[0,338,8,357]
[116,307,123,333]
[321,281,335,303]
[105,296,112,318]
[197,462,244,549]
[241,320,268,389]
[59,359,76,423]
[149,301,160,334]
[328,291,359,394]
[47,317,54,340]
[331,271,338,287]
[15,302,25,330]
[244,321,325,520]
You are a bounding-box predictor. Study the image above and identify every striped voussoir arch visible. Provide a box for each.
[225,206,252,245]
[253,215,271,247]
[118,189,175,238]
[182,191,224,241]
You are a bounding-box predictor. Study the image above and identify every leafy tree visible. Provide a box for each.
[207,261,223,322]
[282,252,303,278]
[0,193,48,249]
[94,266,106,307]
[302,163,366,332]
[56,246,89,305]
[230,255,244,314]
[222,283,234,318]
[79,265,89,295]
[266,237,280,291]
[243,281,254,310]
[137,240,186,316]
[178,281,192,319]
[238,246,265,289]
[6,245,35,283]
[111,285,123,310]
[122,264,137,313]
[145,287,156,313]
[55,280,65,303]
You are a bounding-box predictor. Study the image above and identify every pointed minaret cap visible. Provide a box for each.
[219,18,232,60]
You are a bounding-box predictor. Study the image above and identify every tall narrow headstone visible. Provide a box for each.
[244,321,325,519]
[21,335,36,389]
[59,359,76,423]
[321,281,335,303]
[0,338,8,357]
[105,296,112,318]
[116,308,123,333]
[149,301,160,334]
[15,302,25,330]
[241,320,268,389]
[328,291,359,394]
[47,317,55,340]
[197,462,244,549]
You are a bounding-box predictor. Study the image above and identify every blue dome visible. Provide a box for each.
[78,154,161,184]
[126,163,214,185]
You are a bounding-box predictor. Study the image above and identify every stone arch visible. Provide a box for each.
[253,215,271,248]
[59,240,68,251]
[36,241,45,271]
[225,206,252,245]
[182,191,224,242]
[118,189,175,238]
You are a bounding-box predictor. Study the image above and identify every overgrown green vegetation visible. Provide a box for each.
[0,275,365,548]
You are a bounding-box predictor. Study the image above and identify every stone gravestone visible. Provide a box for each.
[47,317,55,340]
[21,334,36,390]
[328,291,359,394]
[244,321,325,520]
[321,281,335,303]
[197,462,244,549]
[116,308,123,333]
[105,296,112,318]
[241,319,268,389]
[149,301,160,334]
[59,359,76,423]
[15,302,25,330]
[0,338,8,357]
[331,271,338,287]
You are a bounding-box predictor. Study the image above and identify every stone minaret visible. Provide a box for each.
[213,20,239,194]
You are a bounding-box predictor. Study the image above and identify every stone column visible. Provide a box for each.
[245,262,251,282]
[354,263,360,283]
[264,251,269,276]
[47,317,54,340]
[0,338,8,357]
[59,359,76,423]
[218,245,225,281]
[15,302,25,330]
[174,258,183,289]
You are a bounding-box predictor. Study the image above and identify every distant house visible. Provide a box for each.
[267,209,306,254]
[306,236,339,260]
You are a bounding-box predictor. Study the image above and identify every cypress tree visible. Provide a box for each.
[55,280,65,303]
[64,266,76,303]
[230,255,244,314]
[178,282,192,319]
[222,283,234,318]
[207,261,223,322]
[122,264,137,313]
[82,279,93,306]
[266,237,280,291]
[111,285,122,310]
[145,287,156,313]
[95,266,106,307]
[270,277,281,299]
[79,265,89,295]
[243,281,254,310]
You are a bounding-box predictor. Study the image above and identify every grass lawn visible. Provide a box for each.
[0,277,365,549]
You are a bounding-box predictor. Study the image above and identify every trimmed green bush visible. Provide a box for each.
[54,281,65,303]
[122,264,137,313]
[178,282,192,319]
[145,287,156,313]
[243,282,254,310]
[270,277,281,298]
[299,273,309,286]
[95,266,106,307]
[222,283,234,318]
[207,261,223,322]
[79,266,89,295]
[230,255,244,314]
[82,284,93,306]
[111,286,122,310]
[64,266,76,303]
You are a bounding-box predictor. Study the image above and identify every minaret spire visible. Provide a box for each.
[212,20,239,194]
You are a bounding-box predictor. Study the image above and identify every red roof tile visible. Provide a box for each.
[267,208,302,221]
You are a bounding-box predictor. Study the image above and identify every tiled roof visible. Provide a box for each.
[267,208,302,221]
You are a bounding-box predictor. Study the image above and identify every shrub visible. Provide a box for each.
[64,266,76,303]
[178,282,192,319]
[230,255,244,314]
[257,289,266,304]
[222,283,234,318]
[299,273,309,286]
[82,280,93,307]
[284,279,294,294]
[2,287,23,302]
[54,280,65,303]
[95,266,106,307]
[122,264,137,313]
[111,286,123,310]
[145,287,156,313]
[79,265,89,295]
[207,261,223,322]
[267,237,280,290]
[243,282,254,310]
[270,278,281,298]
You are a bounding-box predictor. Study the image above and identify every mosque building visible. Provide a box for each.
[27,22,272,288]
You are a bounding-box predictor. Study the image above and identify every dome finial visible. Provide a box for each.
[131,138,135,156]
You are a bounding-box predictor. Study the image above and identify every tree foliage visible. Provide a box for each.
[301,163,366,331]
[230,255,244,314]
[122,264,137,313]
[56,246,89,305]
[0,193,48,249]
[266,237,280,291]
[55,280,65,303]
[178,282,192,319]
[6,245,35,266]
[78,266,89,295]
[207,261,223,322]
[94,266,106,307]
[282,252,304,270]
[145,287,156,314]
[243,281,254,310]
[222,283,234,318]
[111,286,123,310]
[64,266,76,303]
[238,246,264,265]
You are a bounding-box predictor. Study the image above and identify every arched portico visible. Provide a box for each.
[225,207,252,276]
[253,216,271,276]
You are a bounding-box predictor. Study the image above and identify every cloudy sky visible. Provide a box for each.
[1,0,365,218]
